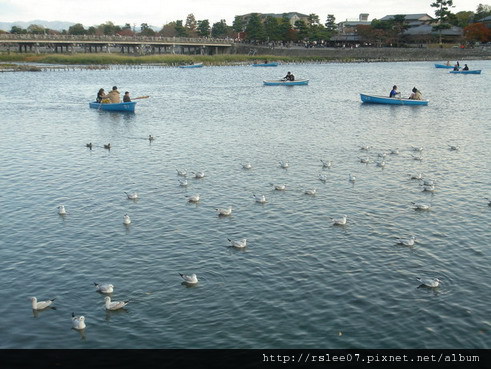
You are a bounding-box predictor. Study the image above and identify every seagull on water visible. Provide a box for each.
[411,201,431,210]
[422,185,435,192]
[330,215,348,225]
[360,145,371,151]
[417,277,441,288]
[94,282,114,294]
[377,152,387,158]
[186,194,200,203]
[71,313,86,330]
[176,169,187,177]
[420,179,435,186]
[241,163,252,169]
[253,194,267,203]
[104,296,130,310]
[359,157,371,164]
[148,135,155,141]
[448,144,459,151]
[124,191,139,200]
[86,143,93,149]
[411,146,423,152]
[411,154,423,161]
[271,183,286,191]
[486,197,491,206]
[349,173,356,182]
[389,148,399,155]
[30,297,55,310]
[216,207,233,216]
[396,235,416,246]
[228,238,247,248]
[320,159,332,168]
[192,171,205,179]
[304,188,317,195]
[123,214,131,225]
[318,174,328,182]
[58,205,67,215]
[178,179,189,187]
[103,143,111,150]
[279,161,289,169]
[376,160,386,168]
[179,273,198,284]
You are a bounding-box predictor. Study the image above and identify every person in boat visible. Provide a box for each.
[123,91,131,102]
[96,88,109,103]
[445,61,450,66]
[283,72,295,81]
[462,64,469,71]
[409,87,422,100]
[389,85,400,98]
[107,86,121,103]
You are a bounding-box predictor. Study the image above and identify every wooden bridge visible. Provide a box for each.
[0,34,234,55]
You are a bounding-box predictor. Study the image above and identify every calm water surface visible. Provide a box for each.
[0,61,490,349]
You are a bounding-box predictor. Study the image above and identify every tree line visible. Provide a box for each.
[3,3,491,44]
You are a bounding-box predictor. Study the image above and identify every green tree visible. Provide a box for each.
[197,20,211,37]
[294,20,309,40]
[185,14,197,32]
[99,21,121,35]
[325,14,337,32]
[140,23,156,36]
[474,3,491,20]
[278,15,294,41]
[449,11,475,27]
[174,20,187,37]
[431,0,455,44]
[232,16,246,33]
[68,23,86,35]
[245,13,266,41]
[307,14,320,26]
[264,16,281,41]
[10,25,27,34]
[211,20,229,37]
[27,24,46,34]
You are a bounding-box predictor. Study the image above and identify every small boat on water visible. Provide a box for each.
[89,101,137,112]
[263,79,309,86]
[449,69,481,74]
[252,62,279,67]
[434,63,455,69]
[179,63,203,68]
[360,94,428,106]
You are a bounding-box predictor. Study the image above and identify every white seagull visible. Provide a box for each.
[241,163,252,169]
[396,235,416,246]
[448,144,460,151]
[320,159,332,168]
[271,183,286,191]
[359,157,371,164]
[411,202,431,210]
[411,154,423,161]
[30,297,55,310]
[422,185,435,192]
[376,161,386,168]
[253,194,267,203]
[71,313,86,330]
[417,277,442,288]
[304,188,317,195]
[178,179,189,187]
[104,296,129,310]
[179,273,198,284]
[123,214,131,225]
[360,145,371,151]
[420,179,435,186]
[349,173,356,182]
[377,152,387,158]
[58,205,67,215]
[216,207,233,216]
[192,171,205,179]
[94,282,114,294]
[411,146,424,152]
[330,215,348,225]
[318,174,328,182]
[176,169,187,177]
[389,148,399,155]
[228,238,247,248]
[186,194,200,203]
[124,191,139,200]
[279,161,289,169]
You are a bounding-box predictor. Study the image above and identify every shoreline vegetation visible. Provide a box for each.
[1,47,490,71]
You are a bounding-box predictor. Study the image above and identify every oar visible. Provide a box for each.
[133,96,149,100]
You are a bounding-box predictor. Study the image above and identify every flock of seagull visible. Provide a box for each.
[35,137,490,333]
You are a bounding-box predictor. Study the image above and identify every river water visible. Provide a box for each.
[0,60,489,349]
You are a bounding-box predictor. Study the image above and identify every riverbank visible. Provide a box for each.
[1,46,490,70]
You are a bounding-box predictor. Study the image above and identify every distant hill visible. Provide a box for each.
[0,20,77,32]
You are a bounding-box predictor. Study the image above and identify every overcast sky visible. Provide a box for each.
[0,0,484,27]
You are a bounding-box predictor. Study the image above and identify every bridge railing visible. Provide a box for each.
[0,33,235,44]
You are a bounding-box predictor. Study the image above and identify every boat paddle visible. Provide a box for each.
[133,96,150,100]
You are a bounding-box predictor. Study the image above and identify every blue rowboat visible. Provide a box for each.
[179,63,203,68]
[263,79,309,86]
[434,63,455,69]
[360,94,428,106]
[449,69,481,74]
[89,101,137,112]
[252,62,279,67]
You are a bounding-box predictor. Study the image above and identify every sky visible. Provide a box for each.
[0,0,485,27]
